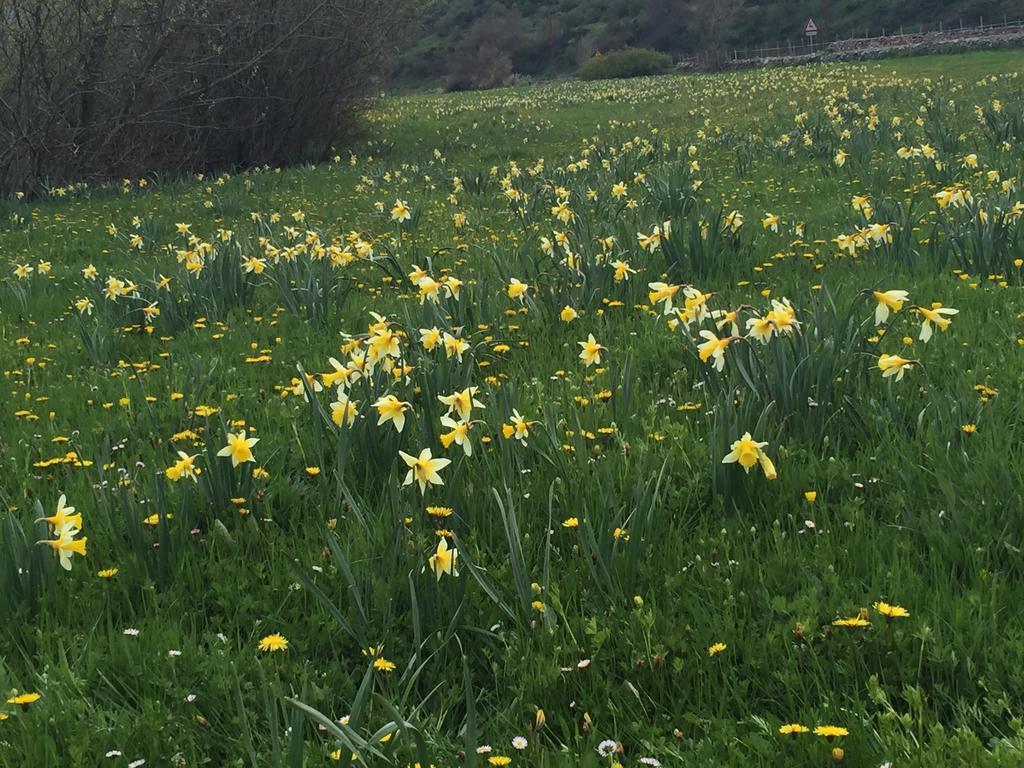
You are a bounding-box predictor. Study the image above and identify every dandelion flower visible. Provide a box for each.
[7,692,41,708]
[779,723,809,735]
[814,725,849,739]
[874,602,910,619]
[596,739,618,757]
[258,633,288,653]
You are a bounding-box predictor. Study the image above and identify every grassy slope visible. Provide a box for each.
[396,0,1023,84]
[0,49,1023,767]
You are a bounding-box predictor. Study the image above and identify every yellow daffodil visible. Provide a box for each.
[768,299,799,335]
[697,330,731,371]
[36,494,81,532]
[648,281,681,314]
[878,353,913,381]
[611,260,636,281]
[373,395,412,432]
[428,538,458,580]
[872,289,909,325]
[443,332,470,361]
[331,392,359,427]
[420,327,442,351]
[916,304,958,343]
[439,416,473,456]
[502,409,533,444]
[391,199,411,222]
[39,524,87,571]
[507,278,528,302]
[722,432,776,479]
[217,430,258,466]
[438,387,484,421]
[746,314,774,343]
[578,334,605,367]
[399,448,451,493]
[165,451,199,482]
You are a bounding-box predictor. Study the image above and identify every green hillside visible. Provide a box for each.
[396,0,1021,85]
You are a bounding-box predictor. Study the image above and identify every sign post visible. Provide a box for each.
[804,17,818,52]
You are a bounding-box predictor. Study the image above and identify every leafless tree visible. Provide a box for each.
[446,4,523,91]
[0,0,419,195]
[687,0,745,66]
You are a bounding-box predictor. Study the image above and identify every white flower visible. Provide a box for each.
[105,751,122,758]
[512,736,528,750]
[129,760,146,768]
[123,628,140,636]
[597,739,618,757]
[640,758,662,767]
[475,745,493,754]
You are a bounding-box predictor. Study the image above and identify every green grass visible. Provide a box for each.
[1,49,1024,768]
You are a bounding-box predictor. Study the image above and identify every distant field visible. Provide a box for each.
[1,48,1023,767]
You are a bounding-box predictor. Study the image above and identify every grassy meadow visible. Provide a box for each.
[2,49,1024,767]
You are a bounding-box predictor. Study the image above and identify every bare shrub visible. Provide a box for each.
[446,3,521,91]
[0,0,416,195]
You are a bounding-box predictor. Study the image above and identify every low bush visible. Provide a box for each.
[577,47,673,80]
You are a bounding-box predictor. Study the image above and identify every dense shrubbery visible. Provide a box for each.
[577,47,673,80]
[0,0,414,196]
[398,0,1023,86]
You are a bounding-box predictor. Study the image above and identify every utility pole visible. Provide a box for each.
[820,0,829,42]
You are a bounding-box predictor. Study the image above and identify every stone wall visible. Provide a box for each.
[695,25,1024,71]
